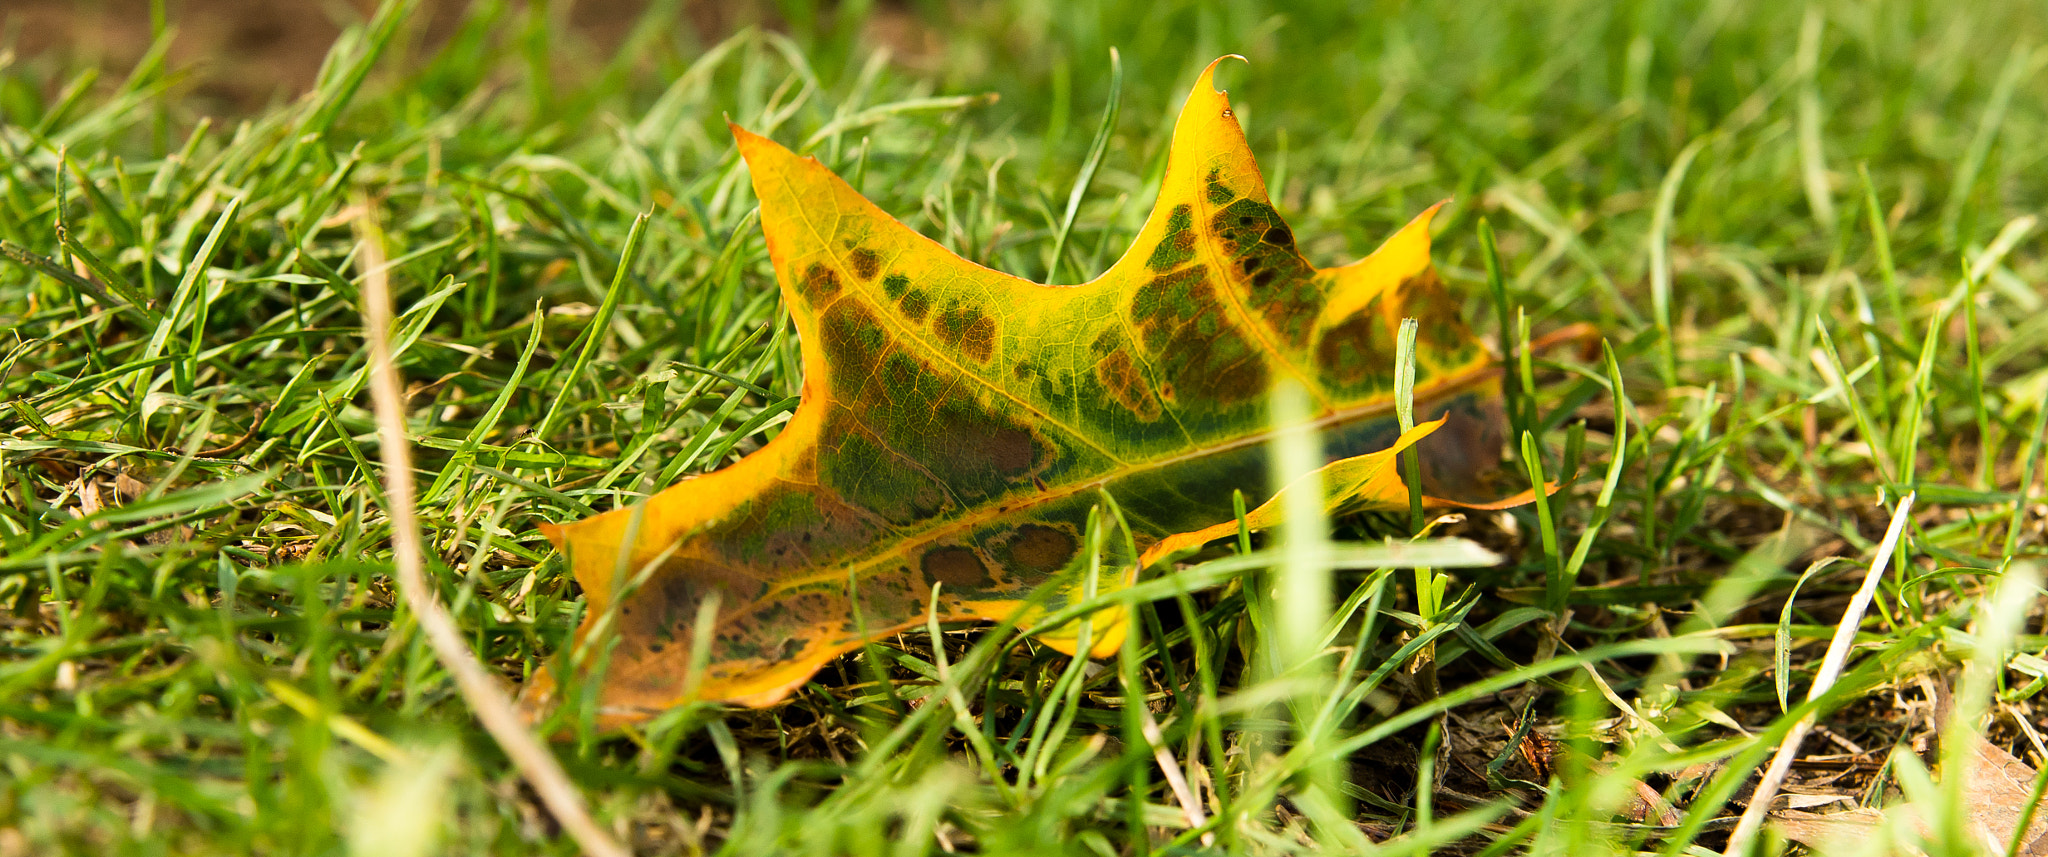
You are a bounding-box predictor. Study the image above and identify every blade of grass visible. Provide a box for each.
[1647,135,1710,388]
[1045,48,1122,284]
[533,211,649,444]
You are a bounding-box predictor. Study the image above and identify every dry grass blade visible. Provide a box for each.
[1138,704,1212,845]
[1724,491,1917,856]
[355,209,630,857]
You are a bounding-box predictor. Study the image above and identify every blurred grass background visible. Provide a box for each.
[3,0,2047,854]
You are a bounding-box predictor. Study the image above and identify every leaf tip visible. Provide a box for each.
[1417,198,1450,231]
[1196,54,1249,94]
[1378,202,1445,272]
[536,520,566,550]
[728,122,786,168]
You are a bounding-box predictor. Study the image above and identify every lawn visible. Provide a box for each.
[3,0,2047,854]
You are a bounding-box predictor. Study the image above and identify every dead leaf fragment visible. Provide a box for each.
[1771,807,1890,854]
[1960,733,2048,855]
[1768,734,2048,857]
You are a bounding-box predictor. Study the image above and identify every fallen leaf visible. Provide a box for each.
[1771,807,1891,854]
[1769,734,2048,856]
[531,57,1517,723]
[1960,732,2048,855]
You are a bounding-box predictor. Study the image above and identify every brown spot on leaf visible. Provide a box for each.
[820,300,886,383]
[1095,348,1162,421]
[1008,524,1077,574]
[899,289,930,322]
[803,262,841,299]
[936,305,996,362]
[849,248,881,280]
[1130,266,1269,406]
[921,546,992,589]
[961,315,995,362]
[980,418,1036,475]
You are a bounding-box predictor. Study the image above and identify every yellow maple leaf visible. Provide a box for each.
[529,58,1511,724]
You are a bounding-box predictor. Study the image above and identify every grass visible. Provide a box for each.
[3,0,2048,853]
